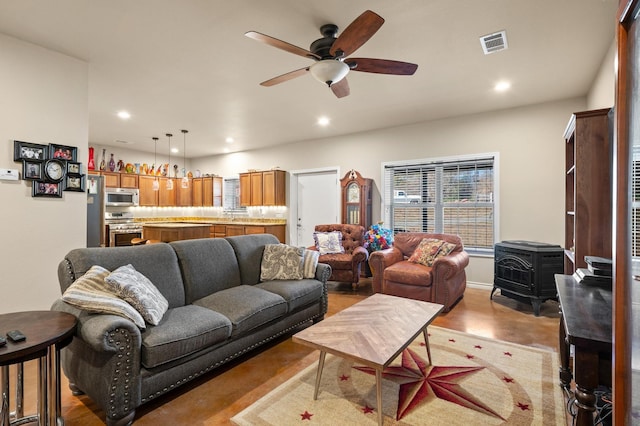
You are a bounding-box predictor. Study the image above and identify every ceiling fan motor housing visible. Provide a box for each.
[310,24,339,59]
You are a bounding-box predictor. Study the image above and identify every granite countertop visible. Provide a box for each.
[142,222,212,228]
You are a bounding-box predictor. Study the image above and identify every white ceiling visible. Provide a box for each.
[0,0,617,158]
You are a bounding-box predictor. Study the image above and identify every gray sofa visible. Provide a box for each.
[51,234,330,426]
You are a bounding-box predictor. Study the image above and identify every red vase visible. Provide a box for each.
[88,147,95,170]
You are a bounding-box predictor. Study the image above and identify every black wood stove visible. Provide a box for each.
[491,240,564,316]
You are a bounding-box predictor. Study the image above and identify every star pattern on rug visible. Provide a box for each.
[300,410,313,420]
[362,405,375,414]
[339,374,350,381]
[516,402,530,411]
[504,351,513,357]
[354,347,506,421]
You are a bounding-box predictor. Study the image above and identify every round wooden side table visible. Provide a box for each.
[0,311,77,426]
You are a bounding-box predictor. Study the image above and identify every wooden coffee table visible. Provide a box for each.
[293,293,444,426]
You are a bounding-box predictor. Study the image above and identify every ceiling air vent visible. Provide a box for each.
[479,30,508,55]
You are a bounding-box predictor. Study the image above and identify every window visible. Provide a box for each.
[223,178,246,212]
[383,154,498,254]
[633,147,640,257]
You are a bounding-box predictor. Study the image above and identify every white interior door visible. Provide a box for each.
[294,170,339,246]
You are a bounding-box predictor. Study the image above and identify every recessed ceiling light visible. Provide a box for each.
[225,137,234,144]
[171,148,179,154]
[117,111,131,119]
[317,117,330,126]
[494,81,511,92]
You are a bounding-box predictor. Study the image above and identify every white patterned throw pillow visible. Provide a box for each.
[302,249,320,278]
[313,231,345,255]
[105,264,169,325]
[62,265,146,329]
[260,244,305,281]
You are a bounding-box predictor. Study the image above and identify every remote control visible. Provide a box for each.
[6,330,26,342]
[0,337,6,347]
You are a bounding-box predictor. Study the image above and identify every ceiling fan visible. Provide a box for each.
[245,10,418,98]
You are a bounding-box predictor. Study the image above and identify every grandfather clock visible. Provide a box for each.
[340,169,372,228]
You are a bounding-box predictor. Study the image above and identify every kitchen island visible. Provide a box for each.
[142,223,211,243]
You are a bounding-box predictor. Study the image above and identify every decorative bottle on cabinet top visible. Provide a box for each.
[88,147,95,170]
[99,148,106,171]
[109,153,116,172]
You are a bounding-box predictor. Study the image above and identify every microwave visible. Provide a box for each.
[105,188,139,207]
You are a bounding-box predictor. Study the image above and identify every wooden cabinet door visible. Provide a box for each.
[203,177,214,206]
[158,178,176,206]
[225,225,245,236]
[120,174,138,189]
[138,176,158,206]
[262,170,286,206]
[176,179,192,206]
[244,225,266,235]
[250,172,263,206]
[239,173,251,206]
[102,171,120,188]
[211,177,221,207]
[192,178,203,206]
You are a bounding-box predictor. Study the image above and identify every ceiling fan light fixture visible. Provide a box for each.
[309,60,349,87]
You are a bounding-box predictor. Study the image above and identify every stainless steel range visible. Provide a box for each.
[105,212,143,247]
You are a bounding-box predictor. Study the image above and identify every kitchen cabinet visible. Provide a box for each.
[176,179,192,206]
[138,176,159,206]
[225,225,245,237]
[101,171,120,188]
[212,176,222,207]
[239,170,286,207]
[192,178,204,207]
[158,178,176,207]
[193,176,222,207]
[210,224,226,238]
[120,174,138,189]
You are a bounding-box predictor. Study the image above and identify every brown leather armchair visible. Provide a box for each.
[309,224,368,288]
[368,233,469,311]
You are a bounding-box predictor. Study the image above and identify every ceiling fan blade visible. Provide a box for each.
[245,31,321,60]
[346,58,418,75]
[331,78,350,98]
[330,10,384,58]
[260,67,309,87]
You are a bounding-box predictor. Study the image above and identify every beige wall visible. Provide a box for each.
[587,39,616,110]
[0,34,88,312]
[191,97,587,286]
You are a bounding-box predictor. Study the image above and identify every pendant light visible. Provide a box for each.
[166,133,174,190]
[152,137,159,191]
[181,129,189,189]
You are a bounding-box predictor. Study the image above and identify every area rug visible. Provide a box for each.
[231,326,565,425]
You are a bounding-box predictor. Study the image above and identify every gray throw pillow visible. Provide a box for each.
[260,244,304,281]
[105,264,169,325]
[62,265,146,329]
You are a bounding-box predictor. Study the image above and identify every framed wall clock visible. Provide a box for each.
[43,159,65,183]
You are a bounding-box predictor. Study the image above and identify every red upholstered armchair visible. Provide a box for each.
[309,224,368,288]
[368,233,469,311]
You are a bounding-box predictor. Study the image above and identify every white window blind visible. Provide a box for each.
[632,146,640,257]
[383,155,496,253]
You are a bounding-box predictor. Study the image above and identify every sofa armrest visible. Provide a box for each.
[431,250,470,281]
[368,248,404,293]
[351,246,368,264]
[52,299,142,353]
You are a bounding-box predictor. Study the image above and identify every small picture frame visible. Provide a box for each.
[66,161,82,176]
[13,140,48,162]
[49,144,77,162]
[22,160,42,180]
[64,175,85,192]
[32,181,63,198]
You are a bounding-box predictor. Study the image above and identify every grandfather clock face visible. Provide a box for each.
[347,182,360,203]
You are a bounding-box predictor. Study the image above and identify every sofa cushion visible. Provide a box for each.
[260,244,304,281]
[226,234,281,285]
[141,305,232,369]
[384,260,433,287]
[170,238,242,304]
[317,253,353,270]
[62,265,146,329]
[105,264,169,325]
[313,231,345,255]
[256,279,324,312]
[193,285,287,337]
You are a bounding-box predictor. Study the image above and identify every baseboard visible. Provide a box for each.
[467,281,492,290]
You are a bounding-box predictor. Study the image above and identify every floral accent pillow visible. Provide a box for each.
[105,264,169,325]
[436,241,457,259]
[313,231,345,255]
[260,244,305,281]
[408,238,445,267]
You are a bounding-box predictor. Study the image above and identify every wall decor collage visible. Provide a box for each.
[13,140,85,198]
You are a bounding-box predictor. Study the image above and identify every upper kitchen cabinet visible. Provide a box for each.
[158,178,177,207]
[240,170,286,207]
[193,176,222,207]
[176,179,193,207]
[138,175,159,206]
[93,171,138,189]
